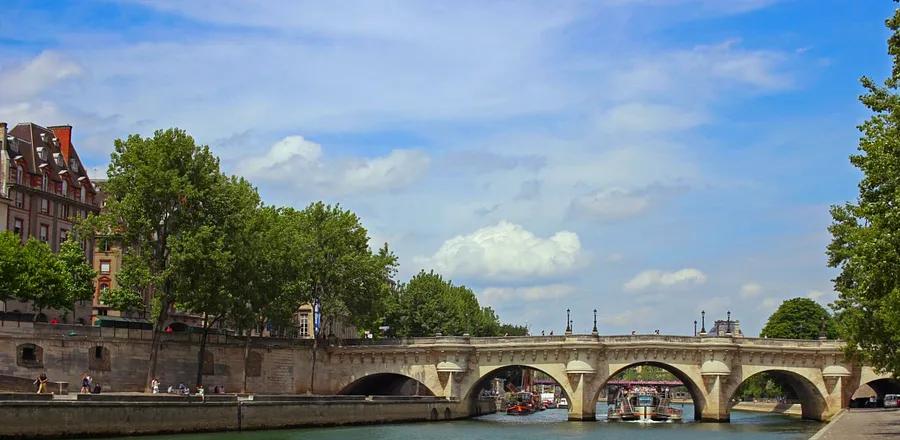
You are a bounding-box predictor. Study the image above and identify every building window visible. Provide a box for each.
[40,198,49,214]
[299,313,310,337]
[80,186,86,202]
[41,173,48,191]
[15,165,23,184]
[13,218,23,238]
[61,180,67,198]
[60,204,69,219]
[88,346,111,371]
[100,238,111,252]
[60,229,68,243]
[13,190,23,208]
[100,261,111,274]
[39,224,48,242]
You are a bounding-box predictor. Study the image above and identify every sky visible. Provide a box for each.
[0,0,894,336]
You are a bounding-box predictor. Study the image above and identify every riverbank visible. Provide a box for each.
[0,394,496,439]
[732,401,802,417]
[809,408,900,439]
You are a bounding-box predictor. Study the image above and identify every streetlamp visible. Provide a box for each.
[592,309,598,335]
[693,320,697,336]
[700,310,706,335]
[726,311,732,335]
[565,309,572,335]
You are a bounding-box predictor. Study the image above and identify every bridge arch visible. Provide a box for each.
[461,364,573,402]
[591,361,707,422]
[725,368,829,421]
[337,373,436,396]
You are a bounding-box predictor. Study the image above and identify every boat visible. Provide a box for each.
[557,397,569,409]
[607,386,682,422]
[506,392,536,415]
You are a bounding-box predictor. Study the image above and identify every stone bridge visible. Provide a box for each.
[320,334,894,422]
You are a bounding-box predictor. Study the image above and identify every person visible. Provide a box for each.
[91,383,102,394]
[196,384,204,398]
[80,373,91,394]
[655,329,660,335]
[178,383,189,395]
[49,318,59,325]
[151,378,160,394]
[631,330,636,335]
[34,372,49,394]
[167,385,175,394]
[165,326,173,334]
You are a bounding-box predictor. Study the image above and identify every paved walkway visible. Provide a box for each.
[812,409,900,439]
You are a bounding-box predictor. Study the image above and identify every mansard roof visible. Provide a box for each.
[6,122,96,194]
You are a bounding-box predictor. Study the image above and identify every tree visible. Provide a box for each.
[760,297,837,340]
[84,128,226,390]
[828,6,900,378]
[384,270,506,337]
[18,238,67,317]
[284,202,398,392]
[0,232,24,303]
[57,237,96,307]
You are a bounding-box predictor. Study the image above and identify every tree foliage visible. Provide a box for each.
[828,7,900,377]
[760,297,837,340]
[384,270,507,337]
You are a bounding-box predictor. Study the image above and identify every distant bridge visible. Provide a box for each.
[323,334,896,422]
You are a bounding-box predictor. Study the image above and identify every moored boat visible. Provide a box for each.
[607,386,682,422]
[557,397,569,409]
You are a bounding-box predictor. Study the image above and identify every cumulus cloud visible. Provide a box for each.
[417,221,584,281]
[624,268,707,291]
[239,135,429,195]
[481,284,575,304]
[740,282,763,298]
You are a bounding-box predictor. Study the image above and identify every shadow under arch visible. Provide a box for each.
[851,377,900,407]
[592,361,707,422]
[462,364,572,403]
[337,373,435,396]
[727,369,828,421]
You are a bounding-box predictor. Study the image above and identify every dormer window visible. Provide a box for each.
[36,146,48,161]
[52,137,59,147]
[39,133,47,143]
[62,180,68,198]
[53,153,64,168]
[69,159,79,173]
[7,136,17,154]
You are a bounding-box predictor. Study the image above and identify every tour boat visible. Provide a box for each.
[556,397,569,409]
[607,387,682,422]
[506,391,537,415]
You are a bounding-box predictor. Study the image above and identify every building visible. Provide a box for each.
[0,122,101,323]
[708,319,743,337]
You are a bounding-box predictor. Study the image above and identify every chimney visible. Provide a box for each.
[0,122,8,198]
[49,125,72,163]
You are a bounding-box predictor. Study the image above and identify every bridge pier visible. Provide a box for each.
[699,375,730,422]
[566,372,596,421]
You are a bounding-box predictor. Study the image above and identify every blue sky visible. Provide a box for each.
[0,1,893,335]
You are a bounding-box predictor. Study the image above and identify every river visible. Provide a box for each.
[104,405,824,440]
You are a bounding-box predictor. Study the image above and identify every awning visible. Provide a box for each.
[94,316,153,330]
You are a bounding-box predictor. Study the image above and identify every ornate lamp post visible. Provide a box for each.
[700,310,706,335]
[565,309,572,335]
[726,311,732,335]
[693,320,697,336]
[592,309,598,335]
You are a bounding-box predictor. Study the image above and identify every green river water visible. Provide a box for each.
[104,404,824,440]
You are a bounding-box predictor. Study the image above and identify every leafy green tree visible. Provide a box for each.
[83,128,227,390]
[18,238,67,317]
[828,7,900,377]
[760,297,837,340]
[0,232,24,303]
[100,252,153,314]
[385,271,503,337]
[57,237,96,307]
[499,323,529,336]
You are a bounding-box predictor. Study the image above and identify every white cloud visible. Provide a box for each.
[417,221,584,281]
[740,282,763,298]
[624,268,707,291]
[760,297,780,310]
[600,307,656,328]
[0,51,82,101]
[597,102,707,134]
[569,187,652,222]
[239,135,429,195]
[481,284,575,304]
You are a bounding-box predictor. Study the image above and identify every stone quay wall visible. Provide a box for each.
[0,322,316,394]
[0,397,495,439]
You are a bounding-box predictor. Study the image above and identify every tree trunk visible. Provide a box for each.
[309,336,318,394]
[195,324,210,388]
[241,327,251,394]
[145,296,172,392]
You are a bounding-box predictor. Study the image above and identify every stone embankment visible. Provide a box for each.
[0,393,496,439]
[809,408,900,439]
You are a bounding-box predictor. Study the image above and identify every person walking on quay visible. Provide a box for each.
[151,377,160,394]
[34,372,49,394]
